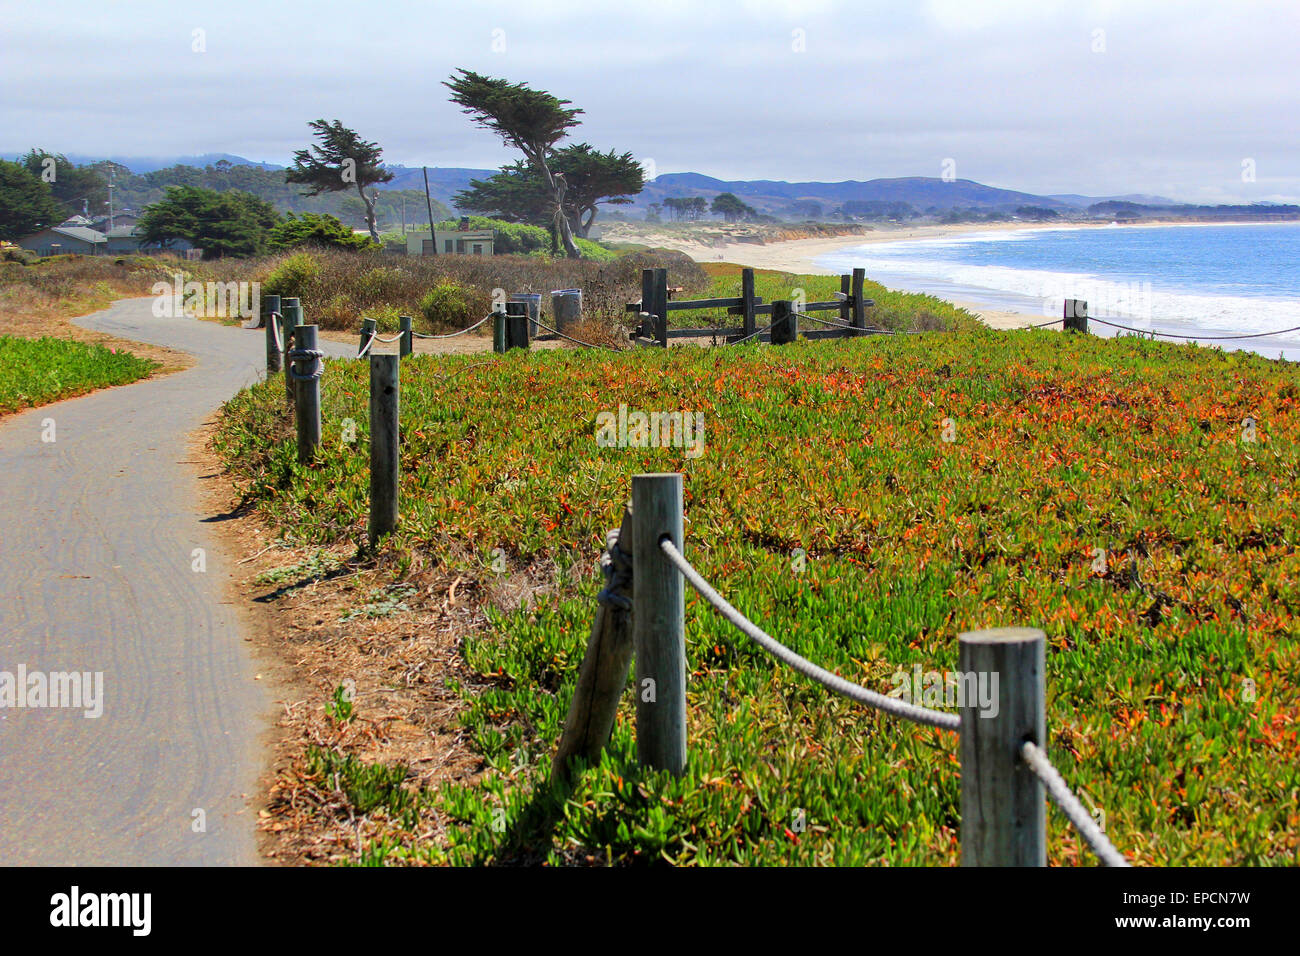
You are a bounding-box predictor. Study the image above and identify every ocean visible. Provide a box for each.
[815,221,1300,360]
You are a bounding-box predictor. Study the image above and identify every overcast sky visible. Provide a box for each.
[3,0,1298,202]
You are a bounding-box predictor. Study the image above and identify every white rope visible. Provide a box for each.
[410,314,493,339]
[1020,741,1130,867]
[658,537,961,731]
[287,348,324,381]
[729,322,775,345]
[357,330,377,358]
[1089,316,1300,341]
[534,318,621,352]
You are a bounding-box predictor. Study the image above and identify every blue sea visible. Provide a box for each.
[815,222,1300,360]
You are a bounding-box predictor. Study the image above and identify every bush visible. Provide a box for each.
[262,251,320,301]
[418,281,488,332]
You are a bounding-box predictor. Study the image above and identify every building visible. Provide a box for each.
[16,221,196,257]
[405,221,495,256]
[16,225,107,256]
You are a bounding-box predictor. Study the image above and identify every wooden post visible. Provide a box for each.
[504,302,530,350]
[839,274,851,329]
[492,310,507,353]
[282,300,302,403]
[1064,299,1089,333]
[851,268,866,329]
[771,300,798,345]
[399,315,413,358]
[632,473,686,776]
[262,293,282,375]
[653,268,669,347]
[360,317,377,355]
[292,324,322,463]
[959,626,1046,867]
[553,507,636,780]
[367,353,400,544]
[741,268,757,339]
[640,269,655,339]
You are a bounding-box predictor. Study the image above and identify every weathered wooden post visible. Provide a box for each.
[399,315,413,358]
[771,300,798,345]
[292,324,322,463]
[262,293,282,375]
[492,310,507,353]
[653,268,669,347]
[1064,299,1089,333]
[504,301,531,350]
[851,268,866,330]
[359,317,378,355]
[553,506,636,780]
[959,626,1046,866]
[839,274,852,329]
[632,473,686,776]
[640,269,655,339]
[741,268,757,339]
[367,353,400,544]
[282,299,302,403]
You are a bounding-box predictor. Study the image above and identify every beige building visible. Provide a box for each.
[405,227,495,256]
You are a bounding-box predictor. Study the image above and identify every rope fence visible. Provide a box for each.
[556,472,1134,867]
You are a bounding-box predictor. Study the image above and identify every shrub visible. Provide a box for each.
[262,251,321,301]
[418,281,488,332]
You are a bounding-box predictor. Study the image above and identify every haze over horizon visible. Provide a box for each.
[3,0,1297,204]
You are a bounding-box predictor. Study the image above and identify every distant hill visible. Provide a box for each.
[7,151,1228,221]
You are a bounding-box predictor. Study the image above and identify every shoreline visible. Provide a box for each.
[636,219,1297,331]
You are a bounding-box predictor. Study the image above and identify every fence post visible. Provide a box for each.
[359,317,377,355]
[1064,299,1089,333]
[741,267,756,339]
[632,473,686,776]
[851,268,866,330]
[492,310,507,353]
[281,298,301,403]
[292,324,322,463]
[367,353,400,545]
[653,268,669,347]
[959,626,1046,866]
[399,314,413,358]
[839,274,851,330]
[771,300,797,345]
[640,269,655,339]
[504,301,530,350]
[262,294,282,375]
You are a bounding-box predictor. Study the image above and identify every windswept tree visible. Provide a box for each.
[454,142,644,237]
[286,119,394,242]
[444,69,585,258]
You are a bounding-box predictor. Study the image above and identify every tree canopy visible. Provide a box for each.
[138,185,280,258]
[19,149,109,219]
[710,192,756,222]
[0,160,66,241]
[268,212,375,251]
[454,143,643,237]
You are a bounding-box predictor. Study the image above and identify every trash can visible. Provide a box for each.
[551,289,582,332]
[507,293,542,336]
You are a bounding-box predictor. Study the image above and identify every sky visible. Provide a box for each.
[2,0,1298,203]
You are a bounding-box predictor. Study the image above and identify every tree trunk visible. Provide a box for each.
[535,157,582,259]
[577,206,596,238]
[358,182,380,242]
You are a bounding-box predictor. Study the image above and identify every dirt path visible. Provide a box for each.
[0,297,354,865]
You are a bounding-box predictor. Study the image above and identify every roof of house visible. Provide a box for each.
[50,226,107,243]
[105,225,139,239]
[60,215,94,227]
